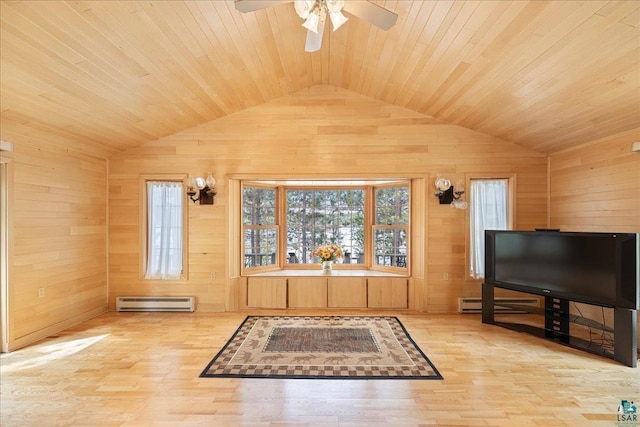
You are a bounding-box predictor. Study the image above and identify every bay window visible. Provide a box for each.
[242,181,409,273]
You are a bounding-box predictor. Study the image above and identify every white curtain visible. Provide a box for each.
[145,182,183,280]
[469,179,508,279]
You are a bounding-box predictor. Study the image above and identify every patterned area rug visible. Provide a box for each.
[200,316,443,380]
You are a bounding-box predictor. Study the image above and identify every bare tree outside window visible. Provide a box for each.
[242,182,409,272]
[286,189,365,265]
[373,186,409,268]
[242,186,277,268]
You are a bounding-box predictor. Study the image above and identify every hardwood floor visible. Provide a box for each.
[1,310,637,426]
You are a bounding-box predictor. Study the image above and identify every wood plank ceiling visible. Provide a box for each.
[1,0,639,158]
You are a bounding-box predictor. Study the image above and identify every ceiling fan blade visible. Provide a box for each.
[234,0,293,13]
[342,1,398,31]
[305,17,326,52]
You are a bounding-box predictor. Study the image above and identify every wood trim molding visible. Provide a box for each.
[0,161,12,352]
[463,173,517,283]
[138,173,189,282]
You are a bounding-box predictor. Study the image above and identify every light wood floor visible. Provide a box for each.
[1,310,637,427]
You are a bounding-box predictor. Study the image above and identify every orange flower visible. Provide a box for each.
[311,244,344,262]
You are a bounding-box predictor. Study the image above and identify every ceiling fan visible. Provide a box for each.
[234,0,398,52]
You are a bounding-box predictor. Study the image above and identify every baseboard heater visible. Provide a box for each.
[458,297,539,314]
[116,296,195,312]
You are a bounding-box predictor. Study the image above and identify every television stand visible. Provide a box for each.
[482,283,637,368]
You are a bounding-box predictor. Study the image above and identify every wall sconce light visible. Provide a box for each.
[632,141,640,153]
[434,177,467,209]
[187,173,216,204]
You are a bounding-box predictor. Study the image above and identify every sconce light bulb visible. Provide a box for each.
[194,176,206,190]
[206,173,216,189]
[435,177,451,191]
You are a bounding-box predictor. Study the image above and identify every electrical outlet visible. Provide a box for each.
[443,273,449,281]
[38,287,45,298]
[210,272,216,280]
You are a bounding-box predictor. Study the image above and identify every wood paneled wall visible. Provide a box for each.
[550,128,640,232]
[549,128,640,341]
[108,85,548,313]
[1,86,633,350]
[0,134,108,351]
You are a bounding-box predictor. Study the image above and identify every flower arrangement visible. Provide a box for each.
[311,243,344,262]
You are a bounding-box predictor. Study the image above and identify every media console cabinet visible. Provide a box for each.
[482,282,638,368]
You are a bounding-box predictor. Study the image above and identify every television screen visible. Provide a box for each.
[485,231,639,309]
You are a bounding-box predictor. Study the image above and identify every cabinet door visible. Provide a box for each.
[368,278,408,308]
[328,277,367,308]
[247,278,287,308]
[288,277,327,308]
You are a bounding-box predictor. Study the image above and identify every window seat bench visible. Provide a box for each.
[243,270,411,310]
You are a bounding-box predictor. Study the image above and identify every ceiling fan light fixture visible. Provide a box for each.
[297,0,345,33]
[302,11,321,33]
[294,0,314,19]
[325,0,344,12]
[244,0,396,52]
[329,10,348,31]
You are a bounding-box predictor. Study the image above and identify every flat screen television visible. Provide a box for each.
[484,230,639,310]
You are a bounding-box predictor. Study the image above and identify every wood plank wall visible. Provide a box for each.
[549,127,640,342]
[108,85,548,313]
[550,128,640,232]
[0,130,108,351]
[1,87,633,350]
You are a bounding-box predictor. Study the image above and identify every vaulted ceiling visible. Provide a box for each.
[1,0,639,158]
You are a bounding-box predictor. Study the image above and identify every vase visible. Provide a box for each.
[321,260,333,274]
